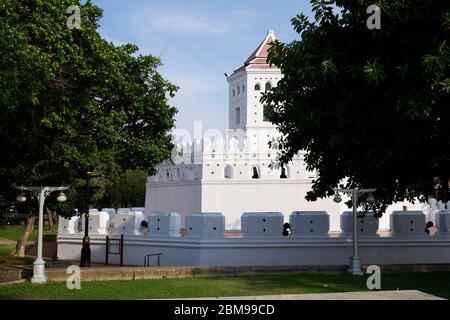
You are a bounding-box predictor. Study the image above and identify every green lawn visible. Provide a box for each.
[0,272,449,300]
[0,244,34,266]
[0,224,57,265]
[0,244,15,257]
[1,226,448,300]
[0,225,57,242]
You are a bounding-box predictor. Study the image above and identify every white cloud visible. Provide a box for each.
[152,13,227,34]
[130,8,230,35]
[169,73,218,99]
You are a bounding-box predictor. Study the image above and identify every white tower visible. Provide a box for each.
[224,29,294,180]
[226,29,282,155]
[228,29,280,129]
[145,29,343,230]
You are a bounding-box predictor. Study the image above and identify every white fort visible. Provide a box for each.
[144,30,422,231]
[57,31,450,269]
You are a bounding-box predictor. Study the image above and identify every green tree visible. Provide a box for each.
[263,0,450,214]
[104,169,148,208]
[0,0,177,251]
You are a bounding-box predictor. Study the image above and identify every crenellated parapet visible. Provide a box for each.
[340,211,380,238]
[290,211,330,237]
[58,210,447,239]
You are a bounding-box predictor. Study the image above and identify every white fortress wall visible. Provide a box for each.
[145,181,202,227]
[57,235,450,267]
[200,180,341,230]
[57,209,450,267]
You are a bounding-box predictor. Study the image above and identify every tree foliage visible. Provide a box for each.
[263,0,450,214]
[105,169,147,208]
[0,0,177,211]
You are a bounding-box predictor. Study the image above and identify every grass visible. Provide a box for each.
[0,225,57,242]
[0,272,449,300]
[0,244,15,257]
[0,224,58,266]
[0,244,34,266]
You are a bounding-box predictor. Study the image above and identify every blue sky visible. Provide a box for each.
[91,0,314,135]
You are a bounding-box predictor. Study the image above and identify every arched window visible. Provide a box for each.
[232,89,235,97]
[265,82,272,91]
[254,83,261,91]
[237,86,240,95]
[242,85,245,93]
[252,166,260,179]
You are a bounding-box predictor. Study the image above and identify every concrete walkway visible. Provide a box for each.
[0,238,34,245]
[44,265,351,282]
[0,278,26,285]
[0,238,16,245]
[0,266,30,284]
[42,264,450,282]
[185,290,445,300]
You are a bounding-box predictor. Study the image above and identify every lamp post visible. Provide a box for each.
[80,171,103,267]
[16,186,68,283]
[433,177,441,203]
[334,187,376,276]
[444,192,448,209]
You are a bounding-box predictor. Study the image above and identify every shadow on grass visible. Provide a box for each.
[200,274,368,296]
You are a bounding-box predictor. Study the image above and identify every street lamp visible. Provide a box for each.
[16,191,26,203]
[446,179,450,209]
[16,186,68,283]
[56,191,67,203]
[333,187,376,276]
[333,192,342,203]
[433,177,441,202]
[80,171,103,267]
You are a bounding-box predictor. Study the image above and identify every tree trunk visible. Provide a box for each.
[47,208,54,231]
[14,213,36,257]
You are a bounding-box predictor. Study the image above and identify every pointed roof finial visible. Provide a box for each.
[268,29,275,36]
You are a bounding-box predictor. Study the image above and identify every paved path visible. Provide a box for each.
[0,265,28,285]
[183,290,444,300]
[0,238,16,245]
[0,278,26,285]
[44,265,350,282]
